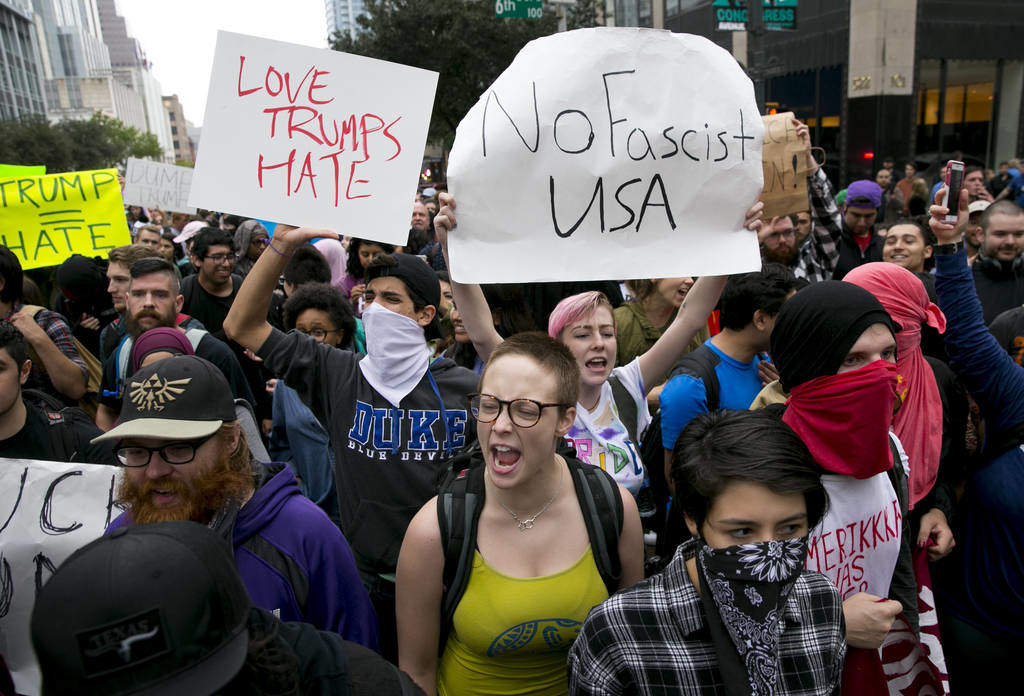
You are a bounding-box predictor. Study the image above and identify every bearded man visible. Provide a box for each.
[95,354,377,647]
[95,257,253,431]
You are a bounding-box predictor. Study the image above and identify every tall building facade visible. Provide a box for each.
[325,0,365,43]
[96,0,174,161]
[30,0,147,131]
[0,0,46,118]
[162,94,192,164]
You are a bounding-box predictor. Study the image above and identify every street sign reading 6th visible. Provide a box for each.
[495,0,543,19]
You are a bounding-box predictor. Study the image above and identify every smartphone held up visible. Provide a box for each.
[941,160,965,224]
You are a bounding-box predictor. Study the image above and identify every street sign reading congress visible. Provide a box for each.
[495,0,543,19]
[714,0,798,32]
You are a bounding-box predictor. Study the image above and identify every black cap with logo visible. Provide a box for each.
[92,355,237,444]
[31,521,251,696]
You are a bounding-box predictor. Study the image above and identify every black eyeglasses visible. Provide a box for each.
[297,327,338,340]
[469,394,571,428]
[204,253,235,265]
[115,433,216,468]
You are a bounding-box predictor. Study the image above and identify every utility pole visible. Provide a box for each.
[746,0,765,112]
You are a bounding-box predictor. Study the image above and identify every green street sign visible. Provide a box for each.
[495,0,543,19]
[713,0,798,32]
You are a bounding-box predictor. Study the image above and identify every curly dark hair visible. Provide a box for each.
[344,238,395,279]
[283,283,356,349]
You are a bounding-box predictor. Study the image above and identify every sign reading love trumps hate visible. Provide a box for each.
[446,28,765,283]
[189,31,438,246]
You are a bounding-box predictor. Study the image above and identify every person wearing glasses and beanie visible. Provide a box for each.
[96,354,377,648]
[396,333,644,696]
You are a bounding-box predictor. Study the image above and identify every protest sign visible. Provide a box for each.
[0,164,45,180]
[759,111,811,218]
[189,31,438,246]
[445,27,764,283]
[0,169,129,270]
[123,158,195,212]
[0,459,121,694]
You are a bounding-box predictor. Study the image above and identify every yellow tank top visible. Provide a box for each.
[437,546,609,696]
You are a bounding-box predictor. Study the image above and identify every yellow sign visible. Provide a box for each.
[0,169,129,270]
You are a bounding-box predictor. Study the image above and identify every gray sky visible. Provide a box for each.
[117,0,329,126]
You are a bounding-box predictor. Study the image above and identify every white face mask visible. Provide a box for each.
[358,301,431,408]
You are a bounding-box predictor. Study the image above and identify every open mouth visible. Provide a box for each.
[490,444,522,475]
[584,357,608,374]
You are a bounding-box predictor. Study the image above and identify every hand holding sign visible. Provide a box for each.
[446,27,764,284]
[758,113,816,218]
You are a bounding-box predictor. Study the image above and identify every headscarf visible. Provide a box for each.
[844,263,947,506]
[313,238,349,291]
[233,220,267,277]
[130,327,196,375]
[771,281,896,393]
[772,281,899,478]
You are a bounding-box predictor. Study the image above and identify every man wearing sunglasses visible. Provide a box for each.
[95,354,378,648]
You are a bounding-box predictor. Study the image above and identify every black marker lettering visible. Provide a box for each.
[681,130,700,161]
[550,176,604,238]
[601,70,635,157]
[40,471,84,536]
[714,131,729,162]
[611,178,642,231]
[626,128,655,161]
[660,127,679,158]
[732,108,754,161]
[553,109,595,154]
[636,174,676,233]
[482,83,540,156]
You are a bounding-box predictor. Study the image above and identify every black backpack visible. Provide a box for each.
[435,452,623,654]
[22,389,97,462]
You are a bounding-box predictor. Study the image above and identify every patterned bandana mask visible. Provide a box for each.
[696,537,808,696]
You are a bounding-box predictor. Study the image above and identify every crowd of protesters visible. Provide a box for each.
[2,116,1023,696]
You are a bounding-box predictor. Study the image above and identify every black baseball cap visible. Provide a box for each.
[31,521,251,696]
[366,252,443,339]
[92,355,236,444]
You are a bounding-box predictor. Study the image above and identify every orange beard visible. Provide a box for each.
[117,448,255,525]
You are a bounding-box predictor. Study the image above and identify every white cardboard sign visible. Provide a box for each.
[123,158,195,212]
[446,28,765,283]
[189,31,438,246]
[0,459,121,695]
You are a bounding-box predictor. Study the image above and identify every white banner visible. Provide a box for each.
[446,27,765,283]
[123,158,196,213]
[189,31,438,246]
[0,459,121,695]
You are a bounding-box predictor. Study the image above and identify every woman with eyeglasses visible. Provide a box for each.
[396,333,645,696]
[433,194,763,497]
[267,282,360,525]
[233,220,271,278]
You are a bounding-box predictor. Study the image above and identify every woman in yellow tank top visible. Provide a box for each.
[396,334,645,696]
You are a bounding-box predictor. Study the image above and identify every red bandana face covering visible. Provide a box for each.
[783,360,898,479]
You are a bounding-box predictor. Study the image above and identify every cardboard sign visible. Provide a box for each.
[123,158,195,212]
[445,27,764,283]
[759,112,810,218]
[189,31,438,246]
[0,459,121,694]
[0,169,129,270]
[0,164,45,180]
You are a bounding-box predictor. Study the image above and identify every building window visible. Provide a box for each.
[171,126,177,134]
[173,140,179,149]
[168,111,175,120]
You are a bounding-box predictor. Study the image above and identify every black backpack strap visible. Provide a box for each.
[437,463,485,656]
[241,532,310,618]
[668,344,721,411]
[607,373,638,445]
[567,458,623,595]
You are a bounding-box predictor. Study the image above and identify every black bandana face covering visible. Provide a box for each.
[696,537,808,696]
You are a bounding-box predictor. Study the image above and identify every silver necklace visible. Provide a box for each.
[497,462,564,532]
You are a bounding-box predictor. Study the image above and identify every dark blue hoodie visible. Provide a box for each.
[109,464,378,650]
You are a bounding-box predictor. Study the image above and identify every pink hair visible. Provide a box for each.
[547,291,615,339]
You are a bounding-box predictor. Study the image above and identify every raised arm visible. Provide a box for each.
[224,225,334,351]
[9,311,87,400]
[929,188,1024,435]
[434,193,503,362]
[634,201,763,391]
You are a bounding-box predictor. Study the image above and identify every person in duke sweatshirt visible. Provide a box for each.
[225,225,478,661]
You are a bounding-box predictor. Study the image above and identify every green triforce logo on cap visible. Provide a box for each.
[129,374,192,412]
